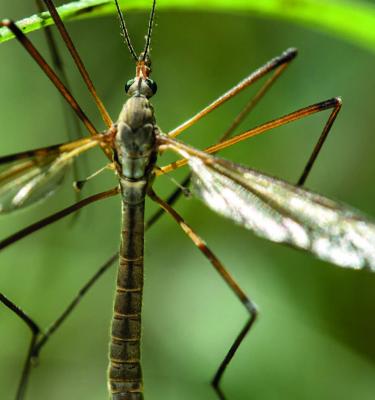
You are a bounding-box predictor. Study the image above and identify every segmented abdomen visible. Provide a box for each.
[109,200,145,400]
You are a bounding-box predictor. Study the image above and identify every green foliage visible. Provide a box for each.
[1,0,375,52]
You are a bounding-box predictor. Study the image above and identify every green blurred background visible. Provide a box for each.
[1,1,375,399]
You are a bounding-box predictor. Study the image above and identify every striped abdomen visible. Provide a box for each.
[109,193,145,400]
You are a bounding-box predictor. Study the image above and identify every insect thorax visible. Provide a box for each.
[114,96,157,187]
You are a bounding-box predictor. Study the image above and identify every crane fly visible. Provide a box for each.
[1,0,375,399]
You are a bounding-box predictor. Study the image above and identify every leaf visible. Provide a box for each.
[0,0,375,54]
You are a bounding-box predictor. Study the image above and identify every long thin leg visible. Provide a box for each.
[159,97,342,176]
[148,189,257,400]
[168,48,297,138]
[145,174,191,230]
[0,293,41,400]
[32,252,117,358]
[0,187,119,399]
[296,98,341,185]
[219,62,294,143]
[0,20,97,138]
[1,252,117,400]
[35,0,83,141]
[35,0,85,207]
[42,0,113,128]
[0,187,119,251]
[8,255,117,398]
[0,189,118,397]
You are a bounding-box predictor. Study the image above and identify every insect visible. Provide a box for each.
[1,1,375,399]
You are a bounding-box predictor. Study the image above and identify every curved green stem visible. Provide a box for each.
[1,0,375,54]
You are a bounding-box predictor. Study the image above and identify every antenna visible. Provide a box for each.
[114,0,137,61]
[142,0,157,61]
[114,0,156,62]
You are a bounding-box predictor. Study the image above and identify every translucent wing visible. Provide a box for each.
[0,138,97,214]
[170,144,375,271]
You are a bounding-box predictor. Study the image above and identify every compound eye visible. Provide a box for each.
[125,79,135,93]
[145,79,157,95]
